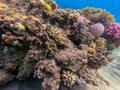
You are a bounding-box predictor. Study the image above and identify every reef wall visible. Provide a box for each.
[0,0,119,90]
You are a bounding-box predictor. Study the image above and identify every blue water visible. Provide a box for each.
[55,0,120,23]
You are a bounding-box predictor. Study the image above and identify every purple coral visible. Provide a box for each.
[105,22,120,40]
[89,23,105,36]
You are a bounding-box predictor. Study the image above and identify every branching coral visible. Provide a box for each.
[17,50,41,80]
[88,47,111,69]
[55,46,88,73]
[105,22,120,40]
[61,70,77,87]
[34,59,60,90]
[69,29,95,45]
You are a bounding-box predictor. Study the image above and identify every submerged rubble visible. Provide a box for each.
[0,0,118,90]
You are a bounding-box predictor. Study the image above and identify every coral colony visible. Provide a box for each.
[0,0,118,90]
[105,22,120,40]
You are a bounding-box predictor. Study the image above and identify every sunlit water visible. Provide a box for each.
[98,48,120,90]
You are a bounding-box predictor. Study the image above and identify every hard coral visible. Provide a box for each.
[42,2,52,11]
[70,29,95,45]
[0,0,115,89]
[79,7,115,26]
[34,59,60,90]
[61,70,77,87]
[105,22,120,40]
[47,26,71,47]
[55,46,87,73]
[0,2,7,10]
[88,47,111,69]
[87,47,96,57]
[89,23,104,36]
[0,70,15,85]
[95,37,106,48]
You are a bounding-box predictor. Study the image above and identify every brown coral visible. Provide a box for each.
[79,7,115,26]
[0,0,115,89]
[88,47,111,69]
[46,26,71,47]
[55,46,88,73]
[61,70,77,87]
[0,70,15,85]
[34,59,60,90]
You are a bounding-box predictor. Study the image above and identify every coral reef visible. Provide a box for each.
[0,0,116,90]
[78,7,115,26]
[55,46,88,73]
[88,47,111,69]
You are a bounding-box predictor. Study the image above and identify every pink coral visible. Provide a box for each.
[89,23,105,36]
[105,22,120,40]
[77,16,85,23]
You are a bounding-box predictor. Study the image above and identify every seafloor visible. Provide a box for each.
[0,0,119,90]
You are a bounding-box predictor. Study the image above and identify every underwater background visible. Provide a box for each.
[55,0,120,89]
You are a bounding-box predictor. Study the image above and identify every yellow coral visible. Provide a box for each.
[96,37,106,48]
[88,47,96,54]
[0,2,7,10]
[49,28,70,47]
[42,2,52,11]
[89,41,96,49]
[87,47,96,57]
[14,22,25,31]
